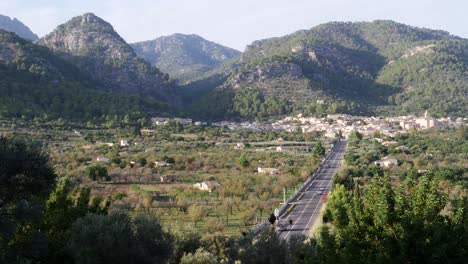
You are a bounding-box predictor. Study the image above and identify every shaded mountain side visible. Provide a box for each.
[131,33,240,83]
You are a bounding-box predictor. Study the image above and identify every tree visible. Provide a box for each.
[67,212,173,264]
[85,164,109,181]
[138,157,147,167]
[238,156,250,168]
[0,137,56,262]
[180,248,217,264]
[313,141,325,157]
[320,173,468,263]
[42,178,109,263]
[239,208,256,227]
[188,204,205,227]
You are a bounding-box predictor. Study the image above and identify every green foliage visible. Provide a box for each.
[191,87,291,120]
[312,141,326,157]
[180,248,217,264]
[0,136,56,262]
[85,164,109,181]
[238,156,250,168]
[42,178,109,263]
[322,173,467,263]
[67,212,173,264]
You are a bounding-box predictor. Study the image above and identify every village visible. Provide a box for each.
[147,111,465,139]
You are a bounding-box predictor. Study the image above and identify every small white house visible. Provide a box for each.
[154,161,172,167]
[193,181,221,192]
[234,143,245,150]
[258,167,280,176]
[120,140,129,147]
[374,156,398,167]
[276,146,283,152]
[96,157,110,163]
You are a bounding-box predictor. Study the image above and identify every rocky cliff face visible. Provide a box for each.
[0,15,38,41]
[131,34,240,82]
[37,13,177,103]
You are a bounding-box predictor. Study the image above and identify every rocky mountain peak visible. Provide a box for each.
[37,13,177,103]
[0,14,38,41]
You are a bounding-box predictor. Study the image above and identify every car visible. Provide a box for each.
[317,191,323,195]
[319,187,325,191]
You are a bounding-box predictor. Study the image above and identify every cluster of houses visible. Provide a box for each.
[212,112,465,139]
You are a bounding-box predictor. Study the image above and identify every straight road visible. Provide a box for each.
[278,139,347,240]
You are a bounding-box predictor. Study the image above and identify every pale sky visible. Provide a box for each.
[1,0,466,50]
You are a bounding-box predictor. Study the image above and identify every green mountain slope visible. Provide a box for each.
[0,30,169,120]
[131,33,240,83]
[187,20,467,120]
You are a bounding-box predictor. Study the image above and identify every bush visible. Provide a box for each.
[85,164,109,181]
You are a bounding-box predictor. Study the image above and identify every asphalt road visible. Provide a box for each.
[278,139,347,240]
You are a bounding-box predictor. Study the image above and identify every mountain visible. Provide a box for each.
[188,20,467,120]
[37,13,177,104]
[131,34,240,82]
[0,29,169,120]
[0,14,38,41]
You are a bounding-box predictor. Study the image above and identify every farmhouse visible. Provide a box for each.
[193,181,221,192]
[234,143,245,150]
[374,156,398,167]
[258,167,280,176]
[151,117,171,126]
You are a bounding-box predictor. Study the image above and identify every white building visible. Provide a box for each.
[234,143,245,150]
[258,167,280,176]
[154,161,172,167]
[120,140,129,147]
[374,156,398,167]
[193,181,221,192]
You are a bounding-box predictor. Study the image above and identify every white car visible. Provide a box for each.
[319,187,325,191]
[317,191,323,195]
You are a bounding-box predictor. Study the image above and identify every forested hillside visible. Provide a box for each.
[187,20,467,120]
[0,30,169,120]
